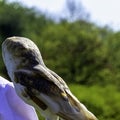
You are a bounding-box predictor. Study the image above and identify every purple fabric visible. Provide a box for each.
[0,76,38,120]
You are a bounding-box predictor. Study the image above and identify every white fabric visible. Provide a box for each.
[0,76,38,120]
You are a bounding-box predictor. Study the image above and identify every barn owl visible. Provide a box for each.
[2,36,97,120]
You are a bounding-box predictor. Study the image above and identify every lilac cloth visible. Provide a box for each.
[0,76,38,120]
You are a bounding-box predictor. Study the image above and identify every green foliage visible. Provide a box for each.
[69,84,120,120]
[40,21,112,85]
[0,1,120,120]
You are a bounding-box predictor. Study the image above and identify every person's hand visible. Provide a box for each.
[0,76,38,120]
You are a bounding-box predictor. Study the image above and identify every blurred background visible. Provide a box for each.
[0,0,120,119]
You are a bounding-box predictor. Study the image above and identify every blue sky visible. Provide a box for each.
[8,0,120,31]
